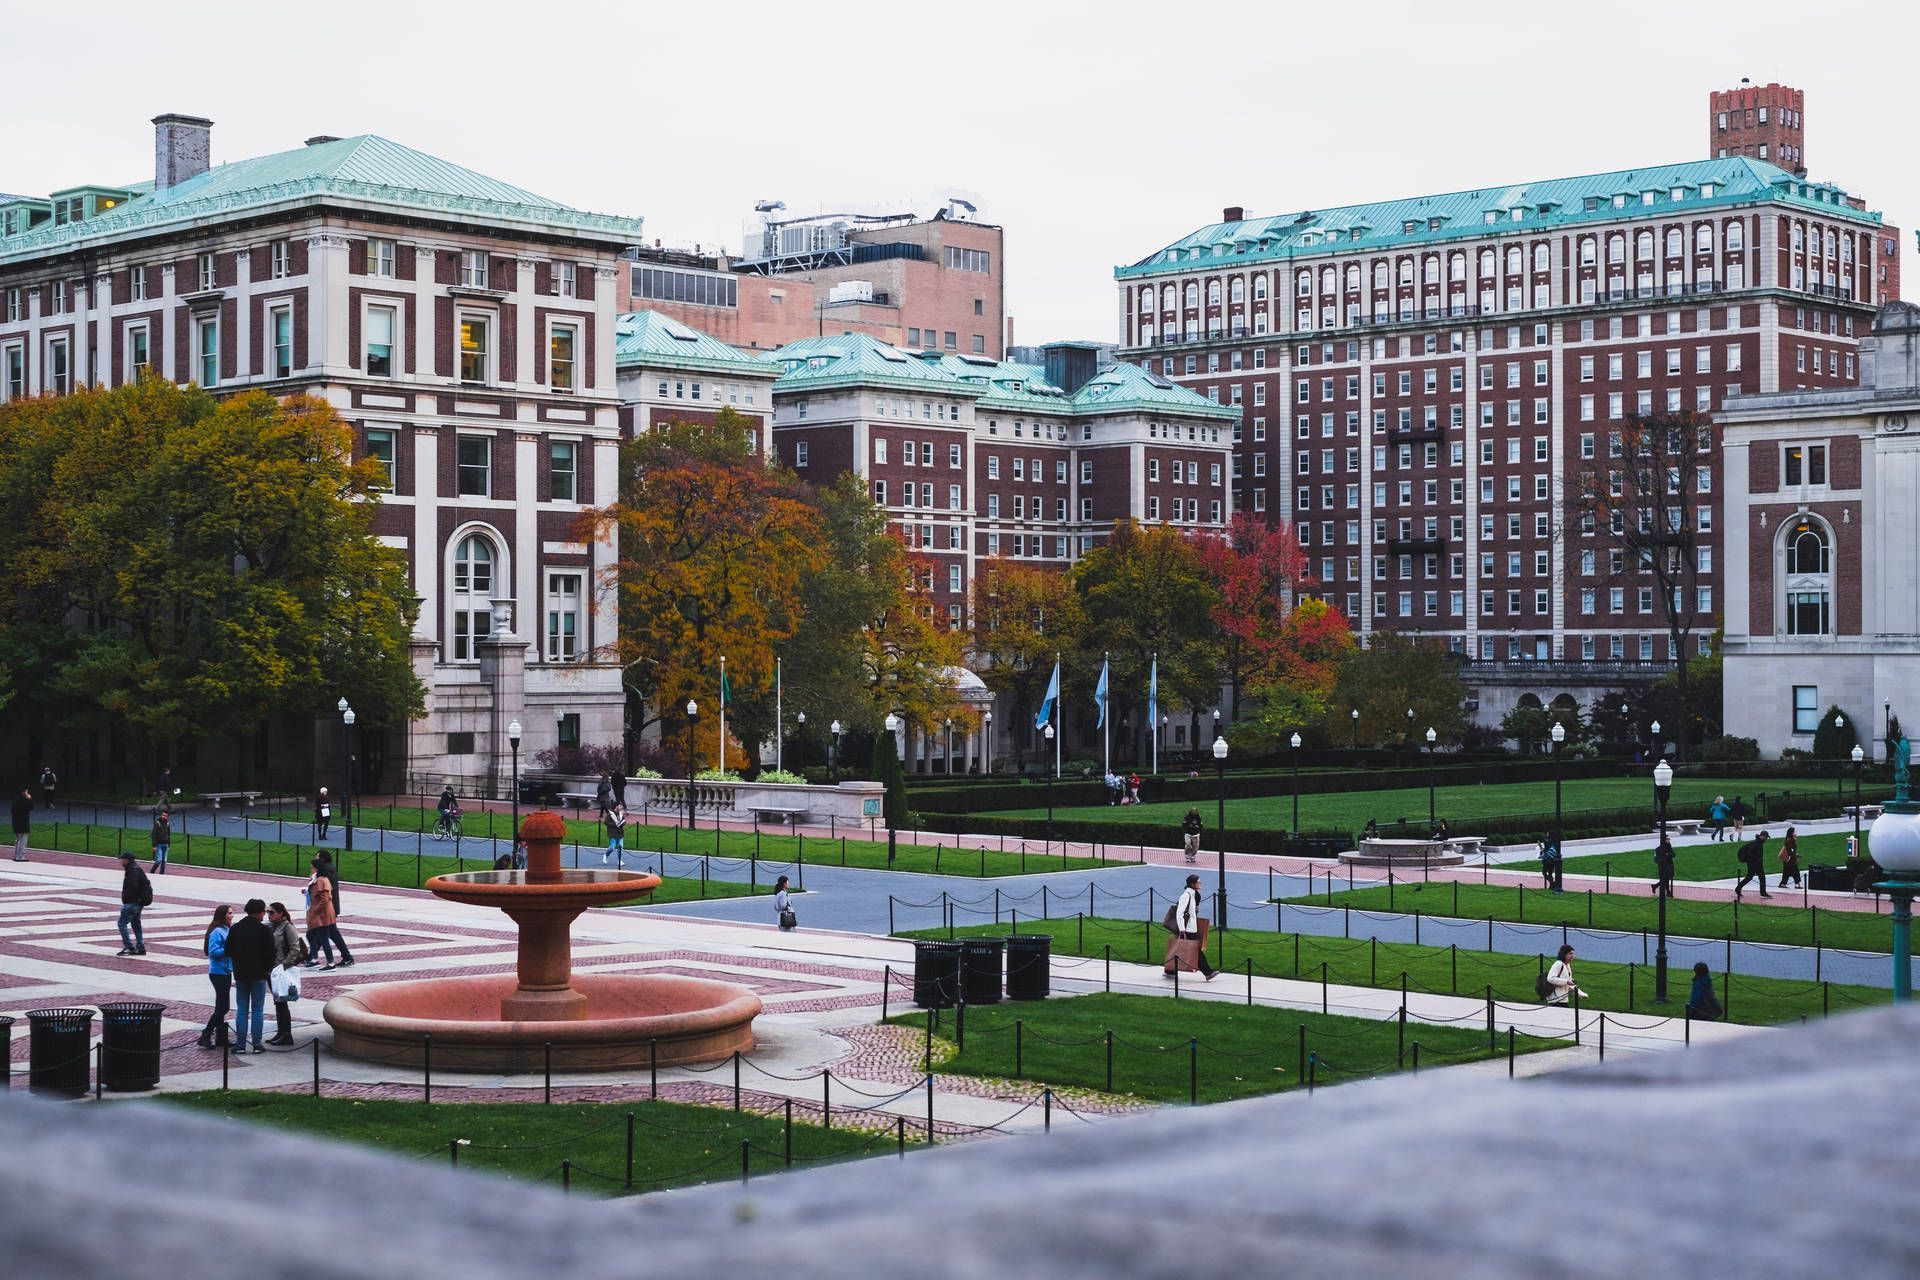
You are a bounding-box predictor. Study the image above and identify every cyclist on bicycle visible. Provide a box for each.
[436,787,461,837]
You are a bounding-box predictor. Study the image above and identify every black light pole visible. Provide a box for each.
[794,711,806,776]
[684,699,698,831]
[1350,707,1360,752]
[1425,727,1438,829]
[338,699,356,852]
[1835,714,1847,807]
[885,712,901,863]
[1290,731,1302,836]
[984,711,993,778]
[830,719,843,784]
[1550,720,1565,849]
[1653,754,1673,1004]
[508,718,522,849]
[1853,744,1866,847]
[1043,723,1056,848]
[1212,733,1229,931]
[1404,707,1414,768]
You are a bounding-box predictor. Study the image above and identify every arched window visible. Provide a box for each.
[1505,246,1522,274]
[1398,259,1414,285]
[1783,519,1832,636]
[1345,264,1361,290]
[1184,282,1199,308]
[1478,249,1496,278]
[1665,228,1683,257]
[1578,237,1596,266]
[1636,230,1654,258]
[1726,221,1744,252]
[1608,234,1625,264]
[1253,276,1268,301]
[1160,284,1175,311]
[1532,243,1548,271]
[451,532,499,661]
[1206,280,1221,305]
[1230,277,1244,303]
[1374,261,1389,287]
[1696,224,1714,253]
[1449,253,1466,281]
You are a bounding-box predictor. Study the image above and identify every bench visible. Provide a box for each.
[1844,805,1884,822]
[1448,836,1486,861]
[201,790,264,810]
[556,791,601,814]
[1658,818,1704,836]
[749,804,812,827]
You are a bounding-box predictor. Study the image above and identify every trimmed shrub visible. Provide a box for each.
[1700,735,1761,763]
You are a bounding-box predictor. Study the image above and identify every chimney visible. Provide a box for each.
[1222,205,1245,223]
[1043,341,1102,396]
[152,113,214,191]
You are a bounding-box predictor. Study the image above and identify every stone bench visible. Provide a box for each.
[200,790,264,809]
[1660,818,1705,836]
[748,804,812,827]
[556,791,601,814]
[1844,805,1883,822]
[1448,836,1486,860]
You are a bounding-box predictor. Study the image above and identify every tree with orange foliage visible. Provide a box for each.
[1238,597,1358,748]
[1191,512,1312,719]
[970,558,1084,772]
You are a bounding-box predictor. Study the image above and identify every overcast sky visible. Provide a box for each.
[9,1,1918,342]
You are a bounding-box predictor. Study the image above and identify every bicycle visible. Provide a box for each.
[430,810,462,841]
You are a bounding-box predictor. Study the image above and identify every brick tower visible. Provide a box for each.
[1710,79,1806,175]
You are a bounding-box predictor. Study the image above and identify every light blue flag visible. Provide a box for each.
[1147,654,1158,729]
[1035,660,1060,730]
[1094,658,1109,729]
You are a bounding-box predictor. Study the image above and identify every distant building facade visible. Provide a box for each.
[1710,80,1807,174]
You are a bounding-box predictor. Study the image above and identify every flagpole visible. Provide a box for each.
[1102,650,1110,779]
[1054,651,1062,780]
[775,656,782,775]
[1151,651,1158,778]
[719,655,727,775]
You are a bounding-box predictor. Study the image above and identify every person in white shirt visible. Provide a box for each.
[1544,943,1587,1005]
[1165,873,1216,980]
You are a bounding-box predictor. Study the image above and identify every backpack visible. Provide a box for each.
[134,869,154,907]
[1534,970,1554,1001]
[1693,989,1723,1022]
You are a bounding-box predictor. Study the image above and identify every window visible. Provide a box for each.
[550,324,577,392]
[1792,685,1820,734]
[197,253,216,291]
[460,315,490,384]
[130,265,148,302]
[270,240,291,280]
[2,344,22,402]
[555,262,577,299]
[366,305,396,377]
[457,435,492,497]
[367,239,396,277]
[460,251,490,289]
[549,440,577,502]
[195,318,218,388]
[127,324,151,378]
[943,246,992,273]
[1783,444,1827,486]
[794,441,808,468]
[269,306,293,379]
[546,573,582,663]
[451,535,496,662]
[1784,520,1832,635]
[365,428,397,492]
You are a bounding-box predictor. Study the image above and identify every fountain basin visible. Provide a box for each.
[426,867,662,910]
[324,973,761,1071]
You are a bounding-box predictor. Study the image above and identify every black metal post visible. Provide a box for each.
[685,712,697,831]
[1291,740,1300,837]
[1654,780,1671,1004]
[1045,769,1054,848]
[1216,752,1227,932]
[341,713,355,852]
[1552,738,1563,848]
[509,739,520,851]
[1854,757,1864,847]
[1427,742,1436,829]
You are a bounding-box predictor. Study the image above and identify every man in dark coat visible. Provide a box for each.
[116,852,152,955]
[1733,832,1772,900]
[10,787,31,861]
[225,899,279,1054]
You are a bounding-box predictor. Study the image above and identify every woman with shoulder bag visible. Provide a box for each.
[267,901,306,1045]
[774,875,796,931]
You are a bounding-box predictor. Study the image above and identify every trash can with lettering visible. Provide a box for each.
[913,940,962,1009]
[99,1001,166,1092]
[27,1007,94,1096]
[1006,934,1053,1001]
[960,937,1005,1005]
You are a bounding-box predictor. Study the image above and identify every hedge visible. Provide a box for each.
[909,810,1352,859]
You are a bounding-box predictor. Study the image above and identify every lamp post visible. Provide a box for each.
[945,717,953,776]
[337,699,356,852]
[684,700,698,831]
[1042,723,1056,847]
[1351,707,1360,752]
[1867,729,1919,1002]
[1423,727,1438,829]
[829,720,843,783]
[794,711,805,775]
[1835,714,1847,807]
[1405,707,1415,768]
[885,712,902,863]
[1290,731,1302,837]
[507,718,522,851]
[983,711,993,777]
[1550,721,1566,847]
[1653,756,1673,1003]
[1852,745,1866,847]
[1212,734,1229,932]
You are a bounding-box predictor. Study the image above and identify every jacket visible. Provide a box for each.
[10,794,30,834]
[121,862,153,906]
[1176,886,1204,934]
[1739,839,1766,869]
[226,917,279,983]
[305,875,337,930]
[1688,974,1720,1018]
[150,816,170,847]
[314,858,341,914]
[271,916,305,968]
[1709,802,1729,822]
[206,925,231,976]
[1181,813,1204,836]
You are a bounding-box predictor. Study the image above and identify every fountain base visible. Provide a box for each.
[324,973,761,1072]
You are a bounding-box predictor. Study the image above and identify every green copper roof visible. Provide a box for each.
[0,134,642,264]
[1118,156,1883,280]
[769,333,965,394]
[613,310,776,377]
[1068,360,1237,419]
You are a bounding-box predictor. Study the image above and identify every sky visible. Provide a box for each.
[8,1,1919,343]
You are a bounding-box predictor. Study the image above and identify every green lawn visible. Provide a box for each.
[1511,831,1860,883]
[887,992,1560,1101]
[904,919,1885,1026]
[981,775,1786,836]
[1284,880,1887,952]
[37,821,757,906]
[151,1093,908,1194]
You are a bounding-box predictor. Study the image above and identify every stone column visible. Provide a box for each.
[478,599,528,800]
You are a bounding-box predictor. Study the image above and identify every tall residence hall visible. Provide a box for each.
[0,114,641,791]
[1114,106,1901,688]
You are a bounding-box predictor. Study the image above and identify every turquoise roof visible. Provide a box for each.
[0,134,642,264]
[1118,157,1882,279]
[766,333,1233,420]
[613,310,776,377]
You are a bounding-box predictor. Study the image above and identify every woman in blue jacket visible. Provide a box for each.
[197,905,236,1051]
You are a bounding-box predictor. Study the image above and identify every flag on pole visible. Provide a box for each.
[1094,658,1109,729]
[720,665,732,707]
[1035,660,1060,730]
[1147,653,1158,729]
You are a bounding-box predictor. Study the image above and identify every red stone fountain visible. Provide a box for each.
[324,810,760,1071]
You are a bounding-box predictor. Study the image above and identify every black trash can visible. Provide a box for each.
[98,1001,166,1092]
[26,1008,94,1096]
[913,940,962,1009]
[0,1015,12,1091]
[960,937,1005,1005]
[1006,934,1053,1001]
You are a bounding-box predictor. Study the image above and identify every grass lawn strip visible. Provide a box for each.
[1288,880,1890,953]
[902,919,1885,1026]
[885,992,1560,1103]
[150,1093,910,1195]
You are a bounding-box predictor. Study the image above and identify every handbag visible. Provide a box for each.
[271,966,301,1002]
[1163,935,1201,972]
[1161,903,1180,933]
[778,908,797,929]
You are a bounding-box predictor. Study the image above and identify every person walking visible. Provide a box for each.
[1165,873,1216,981]
[1651,835,1676,898]
[1543,943,1588,1005]
[1127,772,1142,805]
[1778,826,1803,889]
[11,786,31,861]
[315,787,332,841]
[1180,807,1204,864]
[314,850,342,920]
[602,801,626,865]
[1733,831,1772,900]
[1730,796,1747,842]
[36,763,56,810]
[1686,961,1723,1021]
[304,857,354,970]
[157,766,173,804]
[774,874,796,931]
[226,899,276,1054]
[267,901,306,1046]
[198,905,235,1052]
[115,852,152,956]
[1708,795,1730,842]
[150,808,172,874]
[1540,833,1564,893]
[612,771,629,810]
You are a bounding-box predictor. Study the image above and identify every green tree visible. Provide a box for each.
[970,559,1084,771]
[1812,705,1860,764]
[1330,632,1469,753]
[871,724,908,830]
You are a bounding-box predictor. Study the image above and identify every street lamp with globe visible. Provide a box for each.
[1351,707,1360,752]
[683,700,698,830]
[1425,726,1438,829]
[1042,723,1056,847]
[1653,755,1673,1003]
[884,713,902,862]
[507,718,522,852]
[1868,729,1920,1001]
[1852,745,1866,849]
[1212,733,1229,933]
[1550,720,1567,846]
[1290,731,1303,837]
[829,720,843,783]
[338,700,357,852]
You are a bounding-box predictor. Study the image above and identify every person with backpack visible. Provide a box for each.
[1708,796,1730,842]
[36,764,57,809]
[1180,808,1203,864]
[1540,943,1586,1005]
[1686,962,1723,1021]
[602,801,626,865]
[1164,873,1216,981]
[115,851,152,956]
[150,808,172,874]
[1651,836,1675,898]
[1778,826,1803,889]
[1734,832,1772,899]
[198,905,236,1051]
[1539,833,1564,893]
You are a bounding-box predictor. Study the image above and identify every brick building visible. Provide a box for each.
[613,308,778,447]
[0,114,642,791]
[616,244,818,351]
[1113,155,1902,702]
[1719,301,1920,757]
[1711,80,1806,174]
